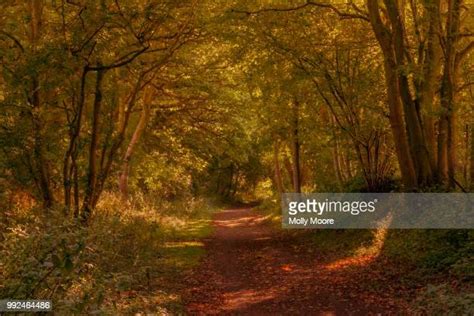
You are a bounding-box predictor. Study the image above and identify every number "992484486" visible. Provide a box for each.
[0,300,52,312]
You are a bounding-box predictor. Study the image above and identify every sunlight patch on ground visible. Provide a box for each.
[159,215,188,229]
[323,254,377,271]
[163,241,204,248]
[254,236,272,241]
[221,289,277,311]
[214,214,272,228]
[354,225,389,256]
[323,226,389,271]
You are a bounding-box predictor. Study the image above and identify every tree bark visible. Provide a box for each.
[30,77,54,208]
[283,153,294,190]
[470,124,474,191]
[64,68,87,214]
[331,116,344,188]
[463,124,469,185]
[344,148,353,179]
[273,140,284,195]
[291,99,301,193]
[383,0,433,186]
[438,0,462,189]
[28,0,53,208]
[81,68,105,223]
[119,87,152,200]
[367,0,418,190]
[419,0,442,174]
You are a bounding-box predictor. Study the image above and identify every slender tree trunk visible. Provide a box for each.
[27,0,53,208]
[31,78,54,208]
[291,99,301,193]
[64,68,87,214]
[420,0,442,175]
[73,164,79,217]
[91,76,143,208]
[332,143,344,188]
[81,68,105,223]
[438,116,449,184]
[438,0,462,189]
[273,140,284,195]
[331,116,344,188]
[470,124,474,191]
[344,147,353,179]
[463,124,469,185]
[225,164,234,198]
[119,88,152,200]
[283,153,294,190]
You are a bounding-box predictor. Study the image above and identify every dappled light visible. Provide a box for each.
[221,289,278,311]
[323,226,389,271]
[185,208,413,314]
[323,255,377,271]
[1,0,473,314]
[163,241,205,249]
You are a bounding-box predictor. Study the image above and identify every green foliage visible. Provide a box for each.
[343,174,400,193]
[0,193,215,314]
[0,0,473,313]
[310,229,376,258]
[382,230,474,274]
[413,284,474,315]
[253,198,281,226]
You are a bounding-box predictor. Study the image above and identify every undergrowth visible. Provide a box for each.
[255,195,474,314]
[0,193,216,315]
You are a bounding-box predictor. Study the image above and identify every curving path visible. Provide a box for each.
[184,207,408,315]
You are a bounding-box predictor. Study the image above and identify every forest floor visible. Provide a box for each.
[183,206,414,315]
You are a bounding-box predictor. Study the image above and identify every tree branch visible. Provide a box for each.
[231,1,369,21]
[0,30,24,52]
[455,41,474,67]
[87,46,149,71]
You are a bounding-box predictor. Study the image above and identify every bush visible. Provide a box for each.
[413,283,474,315]
[0,193,215,314]
[382,230,474,274]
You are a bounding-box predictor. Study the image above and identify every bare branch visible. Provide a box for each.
[0,30,24,52]
[87,46,149,71]
[231,1,369,21]
[455,41,474,67]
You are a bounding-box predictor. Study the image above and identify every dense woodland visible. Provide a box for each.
[1,0,473,314]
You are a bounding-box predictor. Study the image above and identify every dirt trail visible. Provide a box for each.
[184,207,407,315]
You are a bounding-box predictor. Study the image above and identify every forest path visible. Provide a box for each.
[184,207,406,315]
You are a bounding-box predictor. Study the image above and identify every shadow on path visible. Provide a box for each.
[184,207,407,315]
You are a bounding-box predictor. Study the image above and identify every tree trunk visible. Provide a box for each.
[344,147,353,179]
[419,0,442,175]
[383,58,418,190]
[331,116,344,188]
[291,99,301,193]
[463,124,469,185]
[470,124,474,191]
[81,68,105,223]
[31,78,54,208]
[283,151,294,189]
[383,0,434,186]
[273,140,284,195]
[438,0,462,189]
[64,68,87,214]
[119,88,152,200]
[367,0,418,190]
[27,0,53,208]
